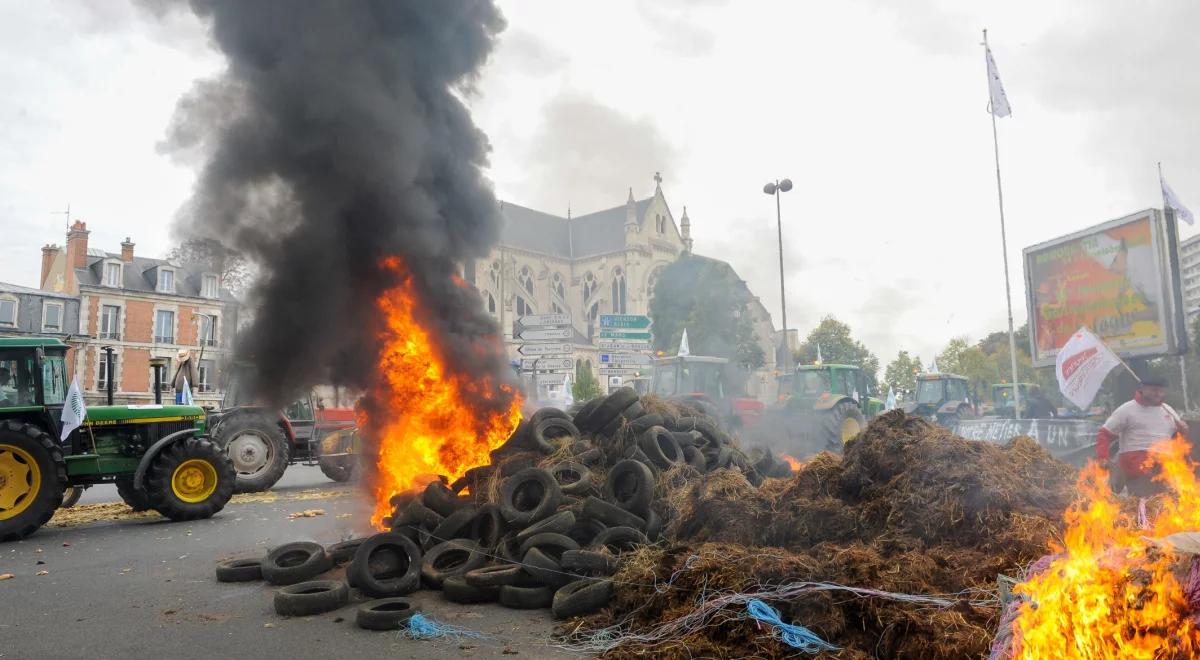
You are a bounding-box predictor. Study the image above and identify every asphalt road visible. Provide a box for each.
[0,467,581,660]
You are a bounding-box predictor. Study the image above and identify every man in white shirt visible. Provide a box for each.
[1096,376,1189,496]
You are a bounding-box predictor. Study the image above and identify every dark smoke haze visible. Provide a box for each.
[160,0,513,406]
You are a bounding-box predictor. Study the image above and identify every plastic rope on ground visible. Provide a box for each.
[403,613,492,641]
[745,599,838,653]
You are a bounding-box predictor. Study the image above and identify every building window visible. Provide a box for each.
[198,360,214,392]
[199,314,218,347]
[42,302,63,333]
[611,268,627,314]
[519,266,534,296]
[201,274,219,299]
[582,272,596,302]
[97,351,118,391]
[516,296,533,317]
[158,269,175,294]
[552,302,565,315]
[552,273,565,300]
[656,214,665,233]
[485,291,497,315]
[489,261,500,287]
[100,305,121,340]
[154,310,175,344]
[0,297,15,327]
[104,262,122,287]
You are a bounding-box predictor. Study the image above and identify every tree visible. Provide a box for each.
[794,316,880,385]
[166,238,254,297]
[572,361,602,402]
[883,350,923,393]
[648,255,765,370]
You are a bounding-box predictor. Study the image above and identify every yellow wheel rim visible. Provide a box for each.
[0,444,41,521]
[841,418,861,444]
[171,459,218,503]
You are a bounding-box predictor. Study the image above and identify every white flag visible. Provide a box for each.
[60,375,87,441]
[886,387,897,410]
[986,46,1011,118]
[816,343,823,365]
[182,377,195,406]
[1161,171,1194,226]
[1055,326,1122,409]
[561,373,575,407]
[678,328,690,357]
[929,358,940,375]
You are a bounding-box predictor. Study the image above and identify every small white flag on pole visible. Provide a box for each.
[985,44,1011,118]
[816,344,823,365]
[886,387,897,410]
[678,329,690,357]
[182,377,195,406]
[562,372,575,407]
[1161,169,1194,226]
[1055,326,1122,409]
[60,375,87,441]
[928,358,939,375]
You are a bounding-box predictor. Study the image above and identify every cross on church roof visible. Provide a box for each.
[653,171,662,186]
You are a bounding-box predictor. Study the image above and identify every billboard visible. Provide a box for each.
[1023,208,1187,367]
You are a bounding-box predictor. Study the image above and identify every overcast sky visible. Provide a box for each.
[2,0,1197,365]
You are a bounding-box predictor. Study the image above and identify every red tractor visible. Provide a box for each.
[649,355,765,428]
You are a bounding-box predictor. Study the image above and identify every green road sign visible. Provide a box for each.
[599,314,652,330]
[598,329,652,340]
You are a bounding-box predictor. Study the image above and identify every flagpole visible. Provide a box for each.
[1162,161,1191,411]
[984,29,1023,421]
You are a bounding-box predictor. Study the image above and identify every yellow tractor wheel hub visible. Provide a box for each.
[0,444,41,521]
[171,459,218,503]
[841,418,861,444]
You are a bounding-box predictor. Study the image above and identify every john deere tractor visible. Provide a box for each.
[770,364,885,453]
[0,338,235,542]
[901,373,977,427]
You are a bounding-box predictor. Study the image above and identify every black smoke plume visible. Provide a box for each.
[160,1,512,407]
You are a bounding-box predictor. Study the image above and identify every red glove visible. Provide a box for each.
[1096,426,1116,461]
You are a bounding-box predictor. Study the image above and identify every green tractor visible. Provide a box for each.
[901,373,977,427]
[0,338,235,542]
[774,364,885,450]
[989,382,1033,418]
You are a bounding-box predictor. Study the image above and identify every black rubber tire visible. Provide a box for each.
[394,499,443,529]
[262,541,333,586]
[645,509,662,542]
[572,398,604,433]
[422,480,471,518]
[468,503,506,549]
[498,467,562,526]
[420,539,486,589]
[575,448,603,466]
[274,579,349,617]
[565,518,608,548]
[671,431,700,448]
[672,416,730,447]
[638,427,683,470]
[515,510,575,546]
[531,418,581,454]
[465,563,524,588]
[580,496,646,530]
[682,445,707,472]
[498,584,555,610]
[0,420,65,542]
[598,401,644,439]
[348,532,422,597]
[518,532,580,562]
[591,526,649,554]
[215,557,263,582]
[603,460,655,516]
[819,401,867,449]
[144,436,236,522]
[550,462,592,496]
[586,388,640,432]
[426,506,479,550]
[115,478,151,512]
[523,546,573,588]
[60,486,83,509]
[629,414,667,436]
[561,550,618,576]
[553,579,614,619]
[213,412,290,494]
[327,538,369,565]
[317,455,354,483]
[530,407,573,426]
[497,533,523,564]
[356,598,419,631]
[442,575,500,604]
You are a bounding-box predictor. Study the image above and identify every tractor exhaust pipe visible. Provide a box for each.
[104,346,114,406]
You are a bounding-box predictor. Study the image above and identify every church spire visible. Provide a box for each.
[680,205,693,254]
[625,186,638,234]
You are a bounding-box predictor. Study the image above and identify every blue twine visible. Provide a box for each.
[404,613,491,641]
[746,599,839,654]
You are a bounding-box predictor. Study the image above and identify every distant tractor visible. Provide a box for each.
[774,364,885,450]
[0,338,234,542]
[989,382,1033,418]
[902,373,977,427]
[650,355,765,428]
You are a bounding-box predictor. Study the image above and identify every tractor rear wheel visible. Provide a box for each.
[818,401,867,451]
[145,437,235,521]
[215,413,290,493]
[318,456,355,483]
[0,420,66,542]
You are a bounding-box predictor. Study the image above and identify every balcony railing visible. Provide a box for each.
[99,331,121,340]
[154,335,174,344]
[201,338,218,347]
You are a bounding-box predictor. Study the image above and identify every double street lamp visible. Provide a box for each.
[763,178,793,366]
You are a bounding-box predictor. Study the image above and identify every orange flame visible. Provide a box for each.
[363,258,522,529]
[1013,434,1200,657]
[780,453,803,471]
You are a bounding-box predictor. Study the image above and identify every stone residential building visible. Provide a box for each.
[466,176,779,401]
[0,282,81,340]
[39,221,239,405]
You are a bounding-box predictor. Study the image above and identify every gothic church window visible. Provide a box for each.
[519,266,534,295]
[611,268,627,314]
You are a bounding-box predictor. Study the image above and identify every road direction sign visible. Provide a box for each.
[519,327,572,341]
[597,340,651,351]
[600,353,651,366]
[599,314,652,330]
[517,342,572,356]
[598,368,638,376]
[598,329,652,341]
[520,357,574,371]
[536,373,567,384]
[518,313,571,327]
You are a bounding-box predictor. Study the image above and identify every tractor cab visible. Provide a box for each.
[903,373,976,426]
[781,364,881,415]
[989,382,1033,418]
[651,355,763,427]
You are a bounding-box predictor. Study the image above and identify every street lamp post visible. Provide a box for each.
[763,178,793,365]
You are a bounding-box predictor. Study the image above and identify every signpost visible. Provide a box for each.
[519,327,573,341]
[600,352,651,366]
[598,368,638,376]
[519,313,571,328]
[517,314,574,397]
[597,340,652,352]
[520,357,574,371]
[536,373,567,385]
[597,329,652,341]
[599,314,652,329]
[517,342,572,356]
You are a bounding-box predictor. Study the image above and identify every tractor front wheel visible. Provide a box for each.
[0,421,66,542]
[145,437,235,521]
[819,401,867,451]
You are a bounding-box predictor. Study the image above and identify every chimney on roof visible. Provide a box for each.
[121,237,135,263]
[66,221,90,269]
[40,244,60,289]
